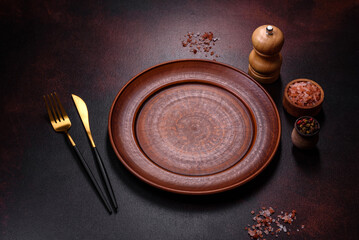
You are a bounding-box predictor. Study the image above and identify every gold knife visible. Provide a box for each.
[72,94,118,212]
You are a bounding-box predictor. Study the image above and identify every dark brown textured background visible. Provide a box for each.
[1,0,358,239]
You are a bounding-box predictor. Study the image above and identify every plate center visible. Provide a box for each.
[135,83,254,176]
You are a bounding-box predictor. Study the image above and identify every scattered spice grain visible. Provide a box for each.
[181,32,220,60]
[244,207,303,239]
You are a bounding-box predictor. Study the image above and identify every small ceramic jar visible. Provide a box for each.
[283,78,324,117]
[291,116,320,149]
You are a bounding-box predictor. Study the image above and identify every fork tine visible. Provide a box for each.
[54,92,68,119]
[51,93,64,121]
[46,94,59,123]
[44,95,55,123]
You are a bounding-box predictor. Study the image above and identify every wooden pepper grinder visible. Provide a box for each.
[248,25,284,84]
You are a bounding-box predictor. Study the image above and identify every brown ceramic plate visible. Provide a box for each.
[109,59,281,195]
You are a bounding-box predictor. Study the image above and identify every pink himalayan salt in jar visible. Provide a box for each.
[287,81,321,107]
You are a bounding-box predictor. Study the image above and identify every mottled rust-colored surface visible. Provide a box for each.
[1,0,358,239]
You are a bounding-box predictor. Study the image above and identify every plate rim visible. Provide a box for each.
[108,59,281,195]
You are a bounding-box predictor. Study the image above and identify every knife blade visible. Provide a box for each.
[72,94,96,147]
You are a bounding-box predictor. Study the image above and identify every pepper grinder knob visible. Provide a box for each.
[266,25,273,35]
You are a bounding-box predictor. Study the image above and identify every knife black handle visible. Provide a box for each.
[73,145,113,214]
[93,147,118,211]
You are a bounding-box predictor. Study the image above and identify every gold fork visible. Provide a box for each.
[44,92,112,214]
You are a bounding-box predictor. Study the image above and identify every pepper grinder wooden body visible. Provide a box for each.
[248,25,284,84]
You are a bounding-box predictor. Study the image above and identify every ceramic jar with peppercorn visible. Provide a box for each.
[291,116,320,149]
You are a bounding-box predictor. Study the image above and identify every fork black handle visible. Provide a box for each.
[73,145,113,214]
[93,147,118,212]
